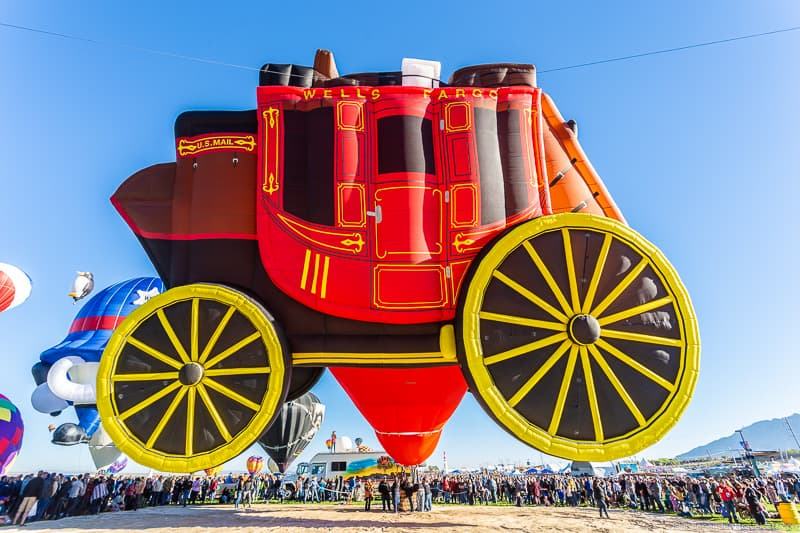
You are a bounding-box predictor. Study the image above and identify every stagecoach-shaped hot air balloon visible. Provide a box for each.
[99,50,699,472]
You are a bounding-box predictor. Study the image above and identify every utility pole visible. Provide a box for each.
[736,429,761,477]
[785,417,800,451]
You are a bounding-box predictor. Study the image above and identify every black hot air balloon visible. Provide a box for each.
[258,392,325,473]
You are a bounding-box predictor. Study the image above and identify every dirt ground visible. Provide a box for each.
[7,503,768,532]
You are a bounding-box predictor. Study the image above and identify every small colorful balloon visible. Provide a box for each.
[246,456,264,475]
[0,394,24,475]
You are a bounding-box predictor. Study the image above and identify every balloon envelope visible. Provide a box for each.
[246,456,264,475]
[41,277,165,364]
[331,366,466,466]
[0,394,24,474]
[0,263,32,314]
[88,426,123,469]
[258,392,325,473]
[31,383,69,414]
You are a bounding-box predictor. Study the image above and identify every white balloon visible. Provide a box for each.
[68,272,94,302]
[31,383,69,414]
[47,356,97,405]
[339,435,354,452]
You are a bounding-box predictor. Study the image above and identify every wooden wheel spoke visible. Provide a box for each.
[590,257,648,317]
[126,337,183,370]
[196,383,233,442]
[601,328,683,347]
[580,346,604,441]
[112,371,179,382]
[548,345,578,435]
[522,241,573,316]
[492,271,569,323]
[587,344,646,426]
[204,367,270,377]
[581,233,611,313]
[479,311,565,332]
[508,340,571,407]
[118,380,182,421]
[185,387,196,456]
[204,331,262,370]
[145,386,188,448]
[597,296,673,326]
[595,339,675,392]
[203,378,261,412]
[484,332,568,366]
[561,229,581,313]
[157,309,191,364]
[190,298,200,361]
[198,306,236,364]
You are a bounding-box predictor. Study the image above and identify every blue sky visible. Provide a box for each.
[1,1,799,473]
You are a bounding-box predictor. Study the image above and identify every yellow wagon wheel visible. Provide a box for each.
[457,213,699,461]
[97,284,289,472]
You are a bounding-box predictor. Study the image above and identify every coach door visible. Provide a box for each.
[368,95,448,315]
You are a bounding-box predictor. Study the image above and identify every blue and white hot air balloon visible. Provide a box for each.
[32,277,164,457]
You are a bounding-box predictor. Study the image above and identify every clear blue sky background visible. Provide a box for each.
[1,1,799,473]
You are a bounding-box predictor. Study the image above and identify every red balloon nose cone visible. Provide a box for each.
[331,365,467,466]
[375,431,443,467]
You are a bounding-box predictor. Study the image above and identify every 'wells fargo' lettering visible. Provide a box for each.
[296,87,504,102]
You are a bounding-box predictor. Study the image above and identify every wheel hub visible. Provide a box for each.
[179,362,205,386]
[568,314,601,345]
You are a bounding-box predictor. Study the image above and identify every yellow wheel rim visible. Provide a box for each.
[459,213,699,461]
[97,284,287,472]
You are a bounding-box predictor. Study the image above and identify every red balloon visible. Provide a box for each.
[331,366,466,466]
[0,263,31,314]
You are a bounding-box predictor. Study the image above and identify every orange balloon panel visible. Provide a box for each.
[540,93,625,222]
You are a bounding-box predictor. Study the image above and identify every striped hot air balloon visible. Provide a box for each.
[0,394,24,475]
[0,263,32,315]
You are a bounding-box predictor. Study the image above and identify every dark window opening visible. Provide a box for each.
[378,116,435,175]
[474,108,529,225]
[282,108,335,225]
[331,461,347,472]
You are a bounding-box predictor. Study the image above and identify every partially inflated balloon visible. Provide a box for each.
[258,392,325,473]
[0,263,32,314]
[0,394,24,474]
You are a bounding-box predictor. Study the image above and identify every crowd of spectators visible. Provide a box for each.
[1,469,798,526]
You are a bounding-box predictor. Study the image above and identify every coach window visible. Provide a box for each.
[474,107,528,225]
[282,107,336,226]
[331,461,347,472]
[377,115,436,175]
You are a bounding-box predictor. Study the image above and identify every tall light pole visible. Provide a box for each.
[785,418,800,451]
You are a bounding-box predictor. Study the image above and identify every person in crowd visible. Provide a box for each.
[12,471,44,526]
[378,477,391,511]
[744,482,767,526]
[717,480,739,524]
[363,478,373,511]
[392,476,400,513]
[594,479,610,519]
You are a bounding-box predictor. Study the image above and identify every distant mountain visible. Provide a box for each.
[677,413,800,460]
